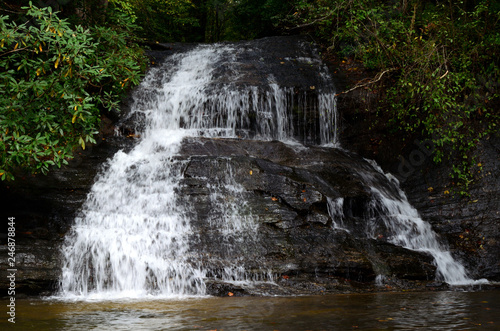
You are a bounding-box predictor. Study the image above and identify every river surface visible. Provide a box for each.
[2,290,499,330]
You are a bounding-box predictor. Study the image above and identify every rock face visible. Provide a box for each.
[1,35,497,297]
[336,76,500,282]
[0,135,438,296]
[178,138,438,294]
[401,137,500,281]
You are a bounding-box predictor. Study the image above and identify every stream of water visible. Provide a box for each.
[59,42,339,299]
[59,39,484,301]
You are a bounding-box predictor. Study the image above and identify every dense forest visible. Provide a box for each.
[1,0,499,194]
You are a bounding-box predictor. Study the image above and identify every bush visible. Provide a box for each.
[280,0,500,194]
[0,3,146,180]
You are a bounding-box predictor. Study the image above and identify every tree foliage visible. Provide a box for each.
[111,0,199,42]
[2,0,497,194]
[279,0,500,193]
[0,3,146,180]
[108,0,292,42]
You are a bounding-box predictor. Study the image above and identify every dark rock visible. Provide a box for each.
[401,135,500,281]
[205,280,250,297]
[0,136,439,296]
[334,54,500,282]
[1,36,481,297]
[177,138,438,293]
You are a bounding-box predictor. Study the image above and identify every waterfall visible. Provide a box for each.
[59,42,337,299]
[325,159,486,285]
[327,197,347,231]
[60,39,481,299]
[202,158,272,284]
[361,160,484,285]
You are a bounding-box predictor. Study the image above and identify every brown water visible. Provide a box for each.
[1,290,499,330]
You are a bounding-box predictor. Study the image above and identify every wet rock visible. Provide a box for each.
[205,280,250,297]
[120,35,335,146]
[400,135,500,281]
[332,50,500,282]
[0,134,443,296]
[178,138,439,292]
[0,35,476,297]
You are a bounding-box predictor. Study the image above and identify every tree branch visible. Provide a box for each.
[0,47,30,57]
[336,68,398,96]
[286,13,334,31]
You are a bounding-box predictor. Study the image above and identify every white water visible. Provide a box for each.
[59,44,337,299]
[327,160,486,285]
[327,197,347,231]
[60,41,482,300]
[206,159,259,238]
[204,158,274,284]
[360,160,486,285]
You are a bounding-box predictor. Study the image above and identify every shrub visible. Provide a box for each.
[0,3,146,180]
[280,0,500,194]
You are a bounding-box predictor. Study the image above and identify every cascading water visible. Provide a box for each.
[361,162,466,285]
[201,158,273,284]
[59,42,337,299]
[327,197,347,231]
[59,132,206,299]
[361,161,486,285]
[60,38,482,299]
[325,159,486,285]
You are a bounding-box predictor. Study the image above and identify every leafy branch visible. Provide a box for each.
[0,3,146,180]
